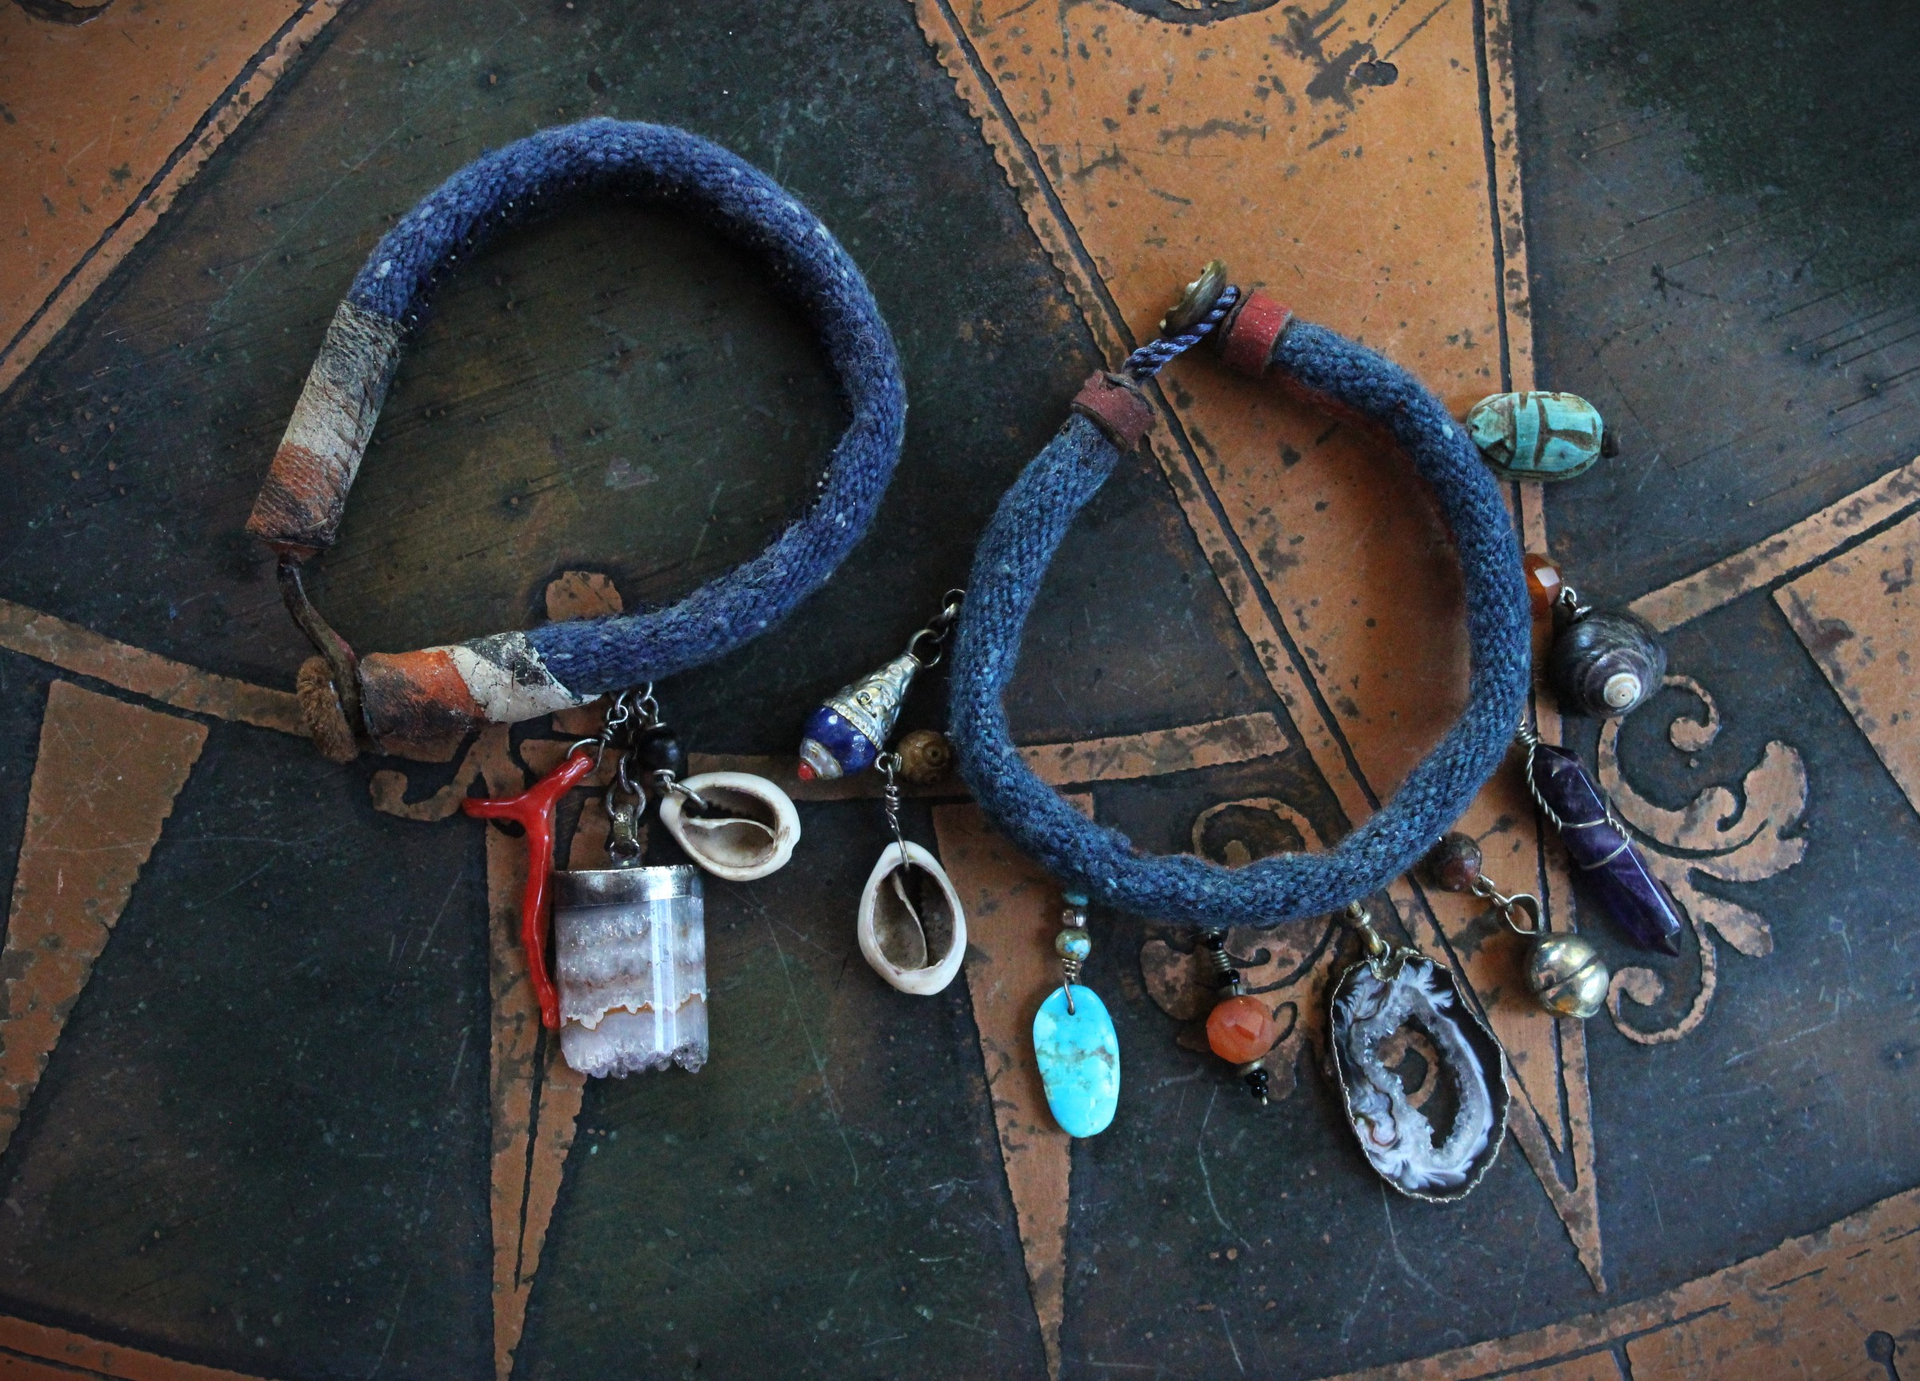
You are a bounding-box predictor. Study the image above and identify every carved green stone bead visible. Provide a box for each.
[1055,930,1092,961]
[1465,391,1612,482]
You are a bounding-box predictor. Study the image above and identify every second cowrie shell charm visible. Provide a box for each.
[659,771,801,882]
[857,841,967,995]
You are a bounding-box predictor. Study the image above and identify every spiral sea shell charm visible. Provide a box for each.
[1547,609,1667,719]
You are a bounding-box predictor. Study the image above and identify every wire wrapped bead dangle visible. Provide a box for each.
[1199,931,1278,1104]
[1032,891,1119,1138]
[1422,832,1610,1019]
[1513,723,1685,955]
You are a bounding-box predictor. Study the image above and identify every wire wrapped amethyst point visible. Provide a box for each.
[1526,739,1685,956]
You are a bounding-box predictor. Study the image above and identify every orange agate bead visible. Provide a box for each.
[1206,994,1277,1064]
[1523,553,1565,620]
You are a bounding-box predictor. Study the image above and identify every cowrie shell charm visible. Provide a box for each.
[659,771,800,882]
[857,841,967,995]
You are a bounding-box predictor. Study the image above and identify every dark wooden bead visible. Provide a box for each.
[1423,832,1483,893]
[634,724,686,779]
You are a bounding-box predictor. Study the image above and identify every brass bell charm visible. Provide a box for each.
[1423,833,1610,1020]
[1524,933,1611,1020]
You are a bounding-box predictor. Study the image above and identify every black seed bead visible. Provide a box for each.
[635,724,687,778]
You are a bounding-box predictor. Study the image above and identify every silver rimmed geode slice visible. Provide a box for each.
[1328,952,1510,1201]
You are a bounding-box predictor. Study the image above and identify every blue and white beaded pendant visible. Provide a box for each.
[798,653,919,781]
[797,591,963,782]
[1032,891,1120,1138]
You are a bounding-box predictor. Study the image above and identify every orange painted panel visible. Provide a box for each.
[0,0,304,355]
[1777,510,1920,816]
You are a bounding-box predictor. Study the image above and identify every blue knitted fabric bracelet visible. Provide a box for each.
[948,268,1530,928]
[249,120,906,761]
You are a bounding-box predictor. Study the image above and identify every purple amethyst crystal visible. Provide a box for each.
[1527,742,1684,956]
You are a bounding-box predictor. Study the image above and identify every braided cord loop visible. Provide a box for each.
[947,288,1530,928]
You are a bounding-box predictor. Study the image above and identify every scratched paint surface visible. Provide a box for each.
[0,0,307,358]
[0,0,1915,1378]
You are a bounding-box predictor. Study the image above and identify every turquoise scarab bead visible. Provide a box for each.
[1465,391,1615,482]
[1032,986,1120,1137]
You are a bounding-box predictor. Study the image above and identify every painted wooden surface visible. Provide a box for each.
[0,0,1914,1377]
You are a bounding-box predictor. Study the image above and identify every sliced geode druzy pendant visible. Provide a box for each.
[1033,985,1120,1138]
[798,652,920,781]
[1329,954,1510,1201]
[1526,741,1684,956]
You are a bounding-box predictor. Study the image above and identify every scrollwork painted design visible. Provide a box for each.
[1595,675,1809,1045]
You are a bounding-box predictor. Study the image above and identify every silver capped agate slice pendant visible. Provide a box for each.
[1328,903,1510,1202]
[553,862,707,1078]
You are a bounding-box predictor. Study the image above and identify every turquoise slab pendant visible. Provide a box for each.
[1465,390,1612,482]
[1033,985,1120,1138]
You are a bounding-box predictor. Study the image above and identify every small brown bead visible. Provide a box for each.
[1423,832,1483,893]
[1523,553,1565,621]
[894,728,956,785]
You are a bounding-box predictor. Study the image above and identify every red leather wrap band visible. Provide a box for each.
[1070,371,1155,449]
[1218,290,1292,378]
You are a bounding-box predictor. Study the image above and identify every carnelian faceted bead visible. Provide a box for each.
[1206,994,1277,1064]
[1523,553,1565,621]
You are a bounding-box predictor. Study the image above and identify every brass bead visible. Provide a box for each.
[1161,259,1228,334]
[1526,934,1609,1020]
[894,728,956,785]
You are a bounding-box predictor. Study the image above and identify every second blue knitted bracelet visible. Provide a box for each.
[948,265,1531,930]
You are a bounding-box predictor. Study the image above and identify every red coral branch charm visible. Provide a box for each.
[462,749,598,1030]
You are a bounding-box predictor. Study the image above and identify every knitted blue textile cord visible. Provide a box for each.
[248,120,906,761]
[948,275,1531,928]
